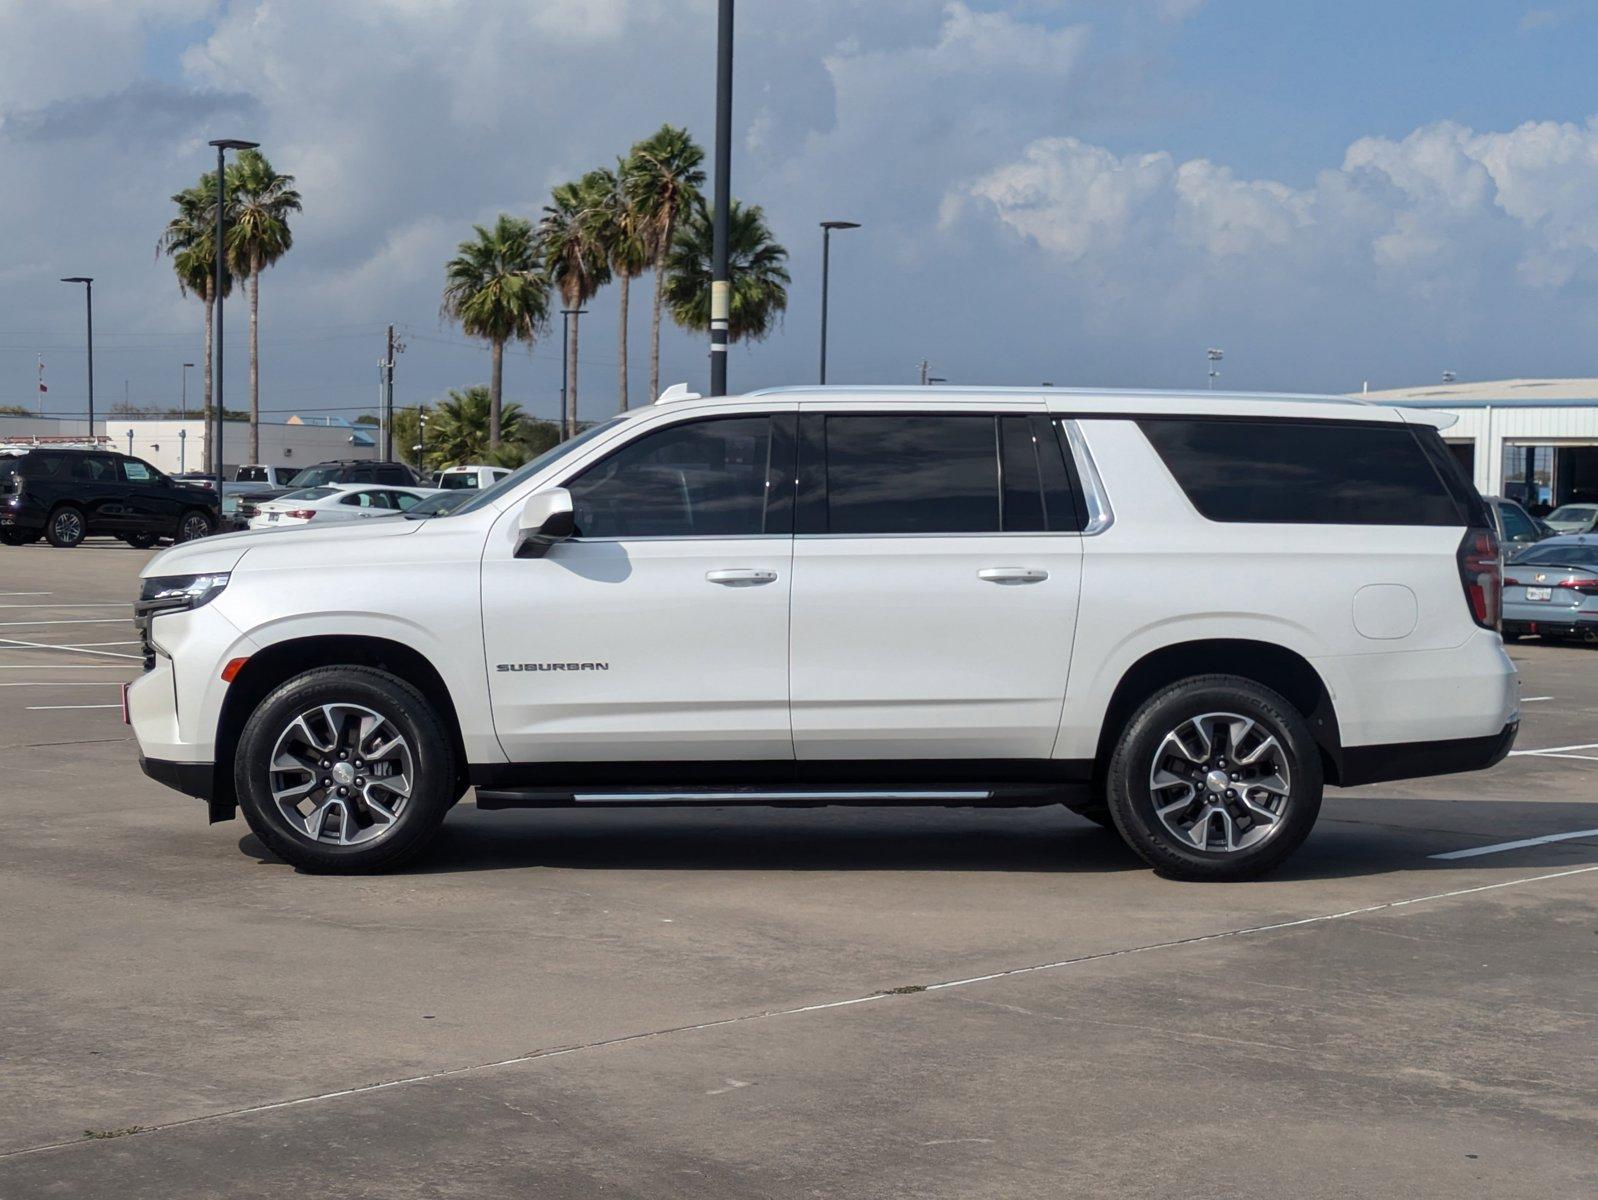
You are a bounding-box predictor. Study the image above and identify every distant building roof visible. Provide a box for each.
[1354,378,1598,409]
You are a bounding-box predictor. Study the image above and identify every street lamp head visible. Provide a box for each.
[183,362,195,368]
[209,138,260,150]
[820,220,861,231]
[60,276,92,284]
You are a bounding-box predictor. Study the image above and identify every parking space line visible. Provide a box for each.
[1,861,1594,1164]
[1522,696,1553,702]
[0,664,134,670]
[0,638,139,660]
[1430,828,1598,859]
[0,682,124,688]
[0,618,130,627]
[1509,742,1598,755]
[0,603,129,609]
[24,704,122,711]
[0,592,51,597]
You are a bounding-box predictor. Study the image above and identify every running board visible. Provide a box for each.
[474,785,1066,810]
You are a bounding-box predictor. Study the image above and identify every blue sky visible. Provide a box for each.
[3,1,1597,428]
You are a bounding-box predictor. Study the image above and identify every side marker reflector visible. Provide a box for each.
[221,657,249,683]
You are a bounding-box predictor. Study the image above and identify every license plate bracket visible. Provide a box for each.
[1526,586,1552,601]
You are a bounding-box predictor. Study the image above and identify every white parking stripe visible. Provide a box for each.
[0,682,124,688]
[0,592,51,597]
[0,665,134,670]
[0,618,129,627]
[1521,696,1553,702]
[24,704,122,711]
[1431,828,1598,859]
[0,603,129,609]
[1509,742,1598,755]
[0,638,139,660]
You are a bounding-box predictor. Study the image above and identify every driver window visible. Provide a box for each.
[566,417,774,539]
[122,459,157,484]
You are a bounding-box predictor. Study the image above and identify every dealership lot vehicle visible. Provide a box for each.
[0,447,220,548]
[0,541,1594,1199]
[1543,502,1598,534]
[1487,494,1550,545]
[128,387,1517,881]
[245,483,438,529]
[1503,535,1598,642]
[234,464,296,489]
[435,463,511,490]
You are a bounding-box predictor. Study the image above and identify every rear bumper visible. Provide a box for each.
[0,498,45,531]
[1338,720,1518,787]
[1504,614,1598,638]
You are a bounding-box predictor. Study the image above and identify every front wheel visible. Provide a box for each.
[235,666,456,873]
[1105,675,1322,881]
[0,529,38,546]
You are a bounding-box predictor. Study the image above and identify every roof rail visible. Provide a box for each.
[656,382,703,405]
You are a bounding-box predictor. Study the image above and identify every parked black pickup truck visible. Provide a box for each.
[0,448,221,548]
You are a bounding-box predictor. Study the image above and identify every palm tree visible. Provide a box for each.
[428,386,530,465]
[441,215,550,448]
[664,196,790,343]
[157,177,233,421]
[626,125,705,401]
[587,160,650,410]
[541,172,612,439]
[224,149,302,463]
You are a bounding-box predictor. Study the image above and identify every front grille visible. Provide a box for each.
[131,597,185,672]
[133,612,156,671]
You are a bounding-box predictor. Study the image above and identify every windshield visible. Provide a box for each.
[439,472,479,489]
[1510,542,1598,568]
[288,465,343,488]
[236,467,268,482]
[276,486,338,503]
[449,418,629,517]
[1547,505,1597,523]
[407,492,471,517]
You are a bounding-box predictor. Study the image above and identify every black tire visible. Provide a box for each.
[0,529,37,546]
[176,510,215,542]
[45,505,86,548]
[123,531,160,549]
[1105,674,1322,881]
[235,666,456,873]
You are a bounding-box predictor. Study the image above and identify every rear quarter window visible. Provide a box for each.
[1137,418,1468,526]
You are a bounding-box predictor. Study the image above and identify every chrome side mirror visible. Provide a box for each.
[515,487,574,559]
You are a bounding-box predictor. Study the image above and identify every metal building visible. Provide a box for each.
[1357,379,1598,509]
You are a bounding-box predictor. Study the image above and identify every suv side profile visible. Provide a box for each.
[127,387,1518,881]
[1,449,220,548]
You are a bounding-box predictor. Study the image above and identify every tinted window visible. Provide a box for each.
[22,453,69,479]
[375,465,410,485]
[568,417,776,538]
[823,415,999,534]
[1496,501,1535,540]
[439,473,478,490]
[1139,419,1466,526]
[290,465,341,488]
[392,491,423,511]
[72,455,118,482]
[999,416,1046,532]
[236,467,267,483]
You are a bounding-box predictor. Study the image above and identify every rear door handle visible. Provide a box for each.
[978,567,1049,585]
[706,568,779,587]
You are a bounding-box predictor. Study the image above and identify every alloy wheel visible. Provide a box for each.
[268,703,415,846]
[1146,711,1292,853]
[180,514,211,541]
[54,510,83,543]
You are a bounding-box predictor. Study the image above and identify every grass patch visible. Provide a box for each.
[82,1126,148,1140]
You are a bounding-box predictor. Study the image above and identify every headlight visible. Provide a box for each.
[136,573,231,614]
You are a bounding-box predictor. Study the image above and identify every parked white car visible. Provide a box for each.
[435,464,510,490]
[246,484,438,530]
[129,385,1518,880]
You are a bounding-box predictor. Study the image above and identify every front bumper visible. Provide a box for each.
[1338,719,1518,787]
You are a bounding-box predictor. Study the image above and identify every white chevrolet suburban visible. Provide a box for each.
[129,386,1519,880]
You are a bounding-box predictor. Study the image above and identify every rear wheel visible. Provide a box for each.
[0,529,38,546]
[236,666,455,873]
[1105,674,1322,881]
[45,505,86,548]
[176,510,215,542]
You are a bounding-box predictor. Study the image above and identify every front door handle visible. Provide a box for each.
[979,567,1049,585]
[707,568,779,587]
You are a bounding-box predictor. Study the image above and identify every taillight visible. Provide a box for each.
[1567,578,1598,595]
[1458,527,1501,630]
[286,509,317,520]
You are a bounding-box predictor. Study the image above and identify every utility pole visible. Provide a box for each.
[59,277,93,435]
[181,362,193,420]
[917,360,945,386]
[818,220,860,384]
[708,0,734,396]
[381,324,402,461]
[1206,347,1224,390]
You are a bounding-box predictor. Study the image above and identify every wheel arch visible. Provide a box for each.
[1092,639,1346,785]
[211,635,470,817]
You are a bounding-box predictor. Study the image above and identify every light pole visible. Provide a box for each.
[560,307,587,441]
[818,220,860,384]
[208,138,259,494]
[181,361,194,420]
[415,408,429,475]
[708,0,734,396]
[125,428,134,455]
[178,428,188,473]
[59,277,93,437]
[1206,347,1224,390]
